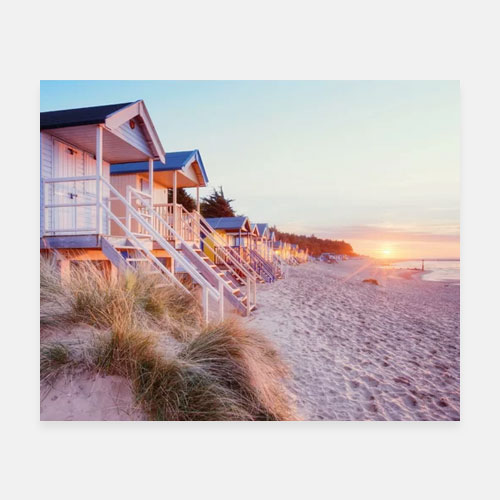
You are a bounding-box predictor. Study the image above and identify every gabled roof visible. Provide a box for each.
[40,100,165,163]
[250,223,260,236]
[110,150,208,184]
[40,102,133,129]
[256,223,269,237]
[205,216,251,232]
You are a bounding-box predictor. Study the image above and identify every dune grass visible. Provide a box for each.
[40,257,297,420]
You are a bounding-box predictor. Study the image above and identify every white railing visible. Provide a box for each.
[42,176,103,234]
[101,177,224,323]
[137,203,200,244]
[41,173,253,318]
[128,190,244,316]
[177,206,258,313]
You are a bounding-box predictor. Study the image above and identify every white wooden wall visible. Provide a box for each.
[116,121,151,156]
[40,133,53,236]
[40,132,110,236]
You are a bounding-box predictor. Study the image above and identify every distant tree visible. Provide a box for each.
[200,186,236,218]
[270,226,356,257]
[168,188,196,212]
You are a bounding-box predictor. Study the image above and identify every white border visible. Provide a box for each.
[1,1,499,498]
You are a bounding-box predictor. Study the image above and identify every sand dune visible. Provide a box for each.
[249,259,460,420]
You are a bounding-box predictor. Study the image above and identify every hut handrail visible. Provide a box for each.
[100,177,223,321]
[175,205,257,312]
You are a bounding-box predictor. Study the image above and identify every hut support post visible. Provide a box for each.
[173,170,178,236]
[96,125,103,235]
[148,158,154,207]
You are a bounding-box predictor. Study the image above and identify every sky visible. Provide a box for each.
[40,80,460,259]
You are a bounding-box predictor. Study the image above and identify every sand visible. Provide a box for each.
[40,327,147,421]
[41,371,146,421]
[249,259,460,421]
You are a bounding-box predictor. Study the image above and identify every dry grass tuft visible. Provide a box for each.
[40,257,297,421]
[40,258,201,340]
[40,337,93,384]
[134,357,253,420]
[182,320,297,420]
[40,342,71,384]
[127,268,201,342]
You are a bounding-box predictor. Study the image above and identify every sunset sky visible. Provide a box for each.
[40,80,460,259]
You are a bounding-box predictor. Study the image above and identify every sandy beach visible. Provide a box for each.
[249,259,460,420]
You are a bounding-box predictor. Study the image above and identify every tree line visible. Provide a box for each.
[270,228,355,257]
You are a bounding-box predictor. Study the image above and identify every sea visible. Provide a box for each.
[383,260,460,283]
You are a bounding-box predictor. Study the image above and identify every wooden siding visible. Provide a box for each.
[115,120,152,157]
[40,133,53,236]
[137,173,169,203]
[40,134,110,236]
[110,173,140,236]
[110,173,168,235]
[84,152,110,233]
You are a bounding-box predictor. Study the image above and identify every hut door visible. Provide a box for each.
[52,140,83,234]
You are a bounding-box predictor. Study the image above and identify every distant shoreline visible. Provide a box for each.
[378,258,460,263]
[376,258,460,283]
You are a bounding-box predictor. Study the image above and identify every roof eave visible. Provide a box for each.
[40,118,105,130]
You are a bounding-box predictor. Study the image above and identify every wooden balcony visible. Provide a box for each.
[138,203,200,244]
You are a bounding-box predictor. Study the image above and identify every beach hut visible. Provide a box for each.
[204,217,278,283]
[40,101,255,320]
[204,216,252,259]
[110,150,209,248]
[109,152,257,314]
[250,223,260,252]
[41,100,165,253]
[255,223,270,260]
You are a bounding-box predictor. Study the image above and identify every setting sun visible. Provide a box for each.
[376,245,396,258]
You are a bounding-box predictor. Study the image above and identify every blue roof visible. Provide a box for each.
[205,216,250,231]
[256,223,269,237]
[110,150,208,183]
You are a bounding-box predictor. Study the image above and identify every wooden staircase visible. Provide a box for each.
[175,207,259,312]
[101,179,228,322]
[242,247,277,283]
[180,244,255,315]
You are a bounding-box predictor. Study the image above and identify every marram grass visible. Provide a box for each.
[40,257,297,420]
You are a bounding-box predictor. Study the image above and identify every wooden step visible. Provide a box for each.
[131,233,152,238]
[114,245,142,251]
